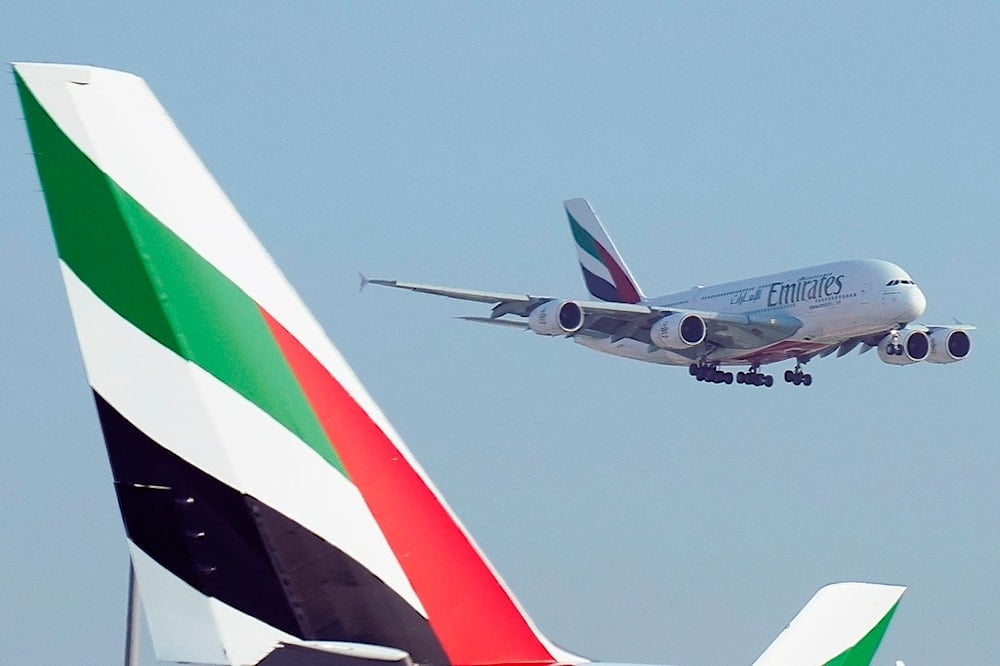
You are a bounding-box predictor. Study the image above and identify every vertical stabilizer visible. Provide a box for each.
[15,61,579,666]
[753,582,905,666]
[564,198,644,303]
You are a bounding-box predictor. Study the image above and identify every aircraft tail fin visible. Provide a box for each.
[563,198,644,303]
[15,61,578,666]
[753,582,905,666]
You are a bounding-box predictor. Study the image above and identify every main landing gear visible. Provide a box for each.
[688,361,812,388]
[784,363,812,386]
[689,362,733,384]
[736,365,773,387]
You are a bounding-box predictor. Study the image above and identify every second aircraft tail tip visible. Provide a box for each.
[563,198,644,304]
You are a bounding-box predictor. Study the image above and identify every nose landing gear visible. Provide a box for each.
[884,330,904,356]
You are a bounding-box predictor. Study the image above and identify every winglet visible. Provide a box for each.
[359,272,370,292]
[753,582,905,666]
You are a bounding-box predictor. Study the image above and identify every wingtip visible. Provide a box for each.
[358,272,369,293]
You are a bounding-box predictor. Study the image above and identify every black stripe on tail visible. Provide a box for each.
[94,391,449,664]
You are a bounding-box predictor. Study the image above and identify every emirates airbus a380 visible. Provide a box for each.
[366,198,973,387]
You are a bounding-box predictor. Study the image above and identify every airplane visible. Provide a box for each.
[16,61,906,666]
[364,198,973,387]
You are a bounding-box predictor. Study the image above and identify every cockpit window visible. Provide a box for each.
[886,279,915,286]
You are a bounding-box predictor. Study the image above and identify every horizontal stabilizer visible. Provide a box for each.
[258,642,412,666]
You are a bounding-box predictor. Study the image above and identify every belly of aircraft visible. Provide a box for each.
[573,295,901,368]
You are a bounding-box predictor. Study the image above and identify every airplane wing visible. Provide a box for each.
[361,276,552,316]
[363,276,803,352]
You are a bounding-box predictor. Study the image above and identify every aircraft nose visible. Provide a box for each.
[903,287,927,321]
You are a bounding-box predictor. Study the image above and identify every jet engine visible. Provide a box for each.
[926,327,972,364]
[528,300,585,336]
[649,313,707,350]
[877,327,930,365]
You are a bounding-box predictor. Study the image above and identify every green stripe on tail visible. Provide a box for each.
[17,73,346,476]
[823,601,899,666]
[568,215,603,264]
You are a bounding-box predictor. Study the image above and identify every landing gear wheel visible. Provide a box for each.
[740,366,771,387]
[784,362,812,387]
[692,361,729,385]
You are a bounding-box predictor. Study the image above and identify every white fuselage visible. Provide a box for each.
[576,259,927,367]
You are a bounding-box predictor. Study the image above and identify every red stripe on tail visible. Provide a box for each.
[596,244,640,303]
[260,307,555,666]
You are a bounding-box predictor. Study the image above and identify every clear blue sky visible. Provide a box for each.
[1,4,996,665]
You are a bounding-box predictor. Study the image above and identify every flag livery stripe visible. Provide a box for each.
[101,396,447,664]
[18,75,349,477]
[61,263,424,614]
[262,310,556,665]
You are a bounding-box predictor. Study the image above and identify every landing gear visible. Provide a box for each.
[689,362,733,385]
[884,330,904,356]
[736,365,773,387]
[688,359,811,388]
[784,366,812,386]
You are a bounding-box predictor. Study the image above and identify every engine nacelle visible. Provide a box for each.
[926,327,972,364]
[649,313,707,350]
[528,300,584,336]
[877,327,930,366]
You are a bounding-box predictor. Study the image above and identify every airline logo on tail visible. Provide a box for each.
[565,198,643,304]
[14,62,570,666]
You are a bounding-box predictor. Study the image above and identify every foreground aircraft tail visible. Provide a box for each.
[564,198,644,303]
[754,582,905,666]
[15,62,576,666]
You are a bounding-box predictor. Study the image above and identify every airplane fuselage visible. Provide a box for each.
[576,258,927,367]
